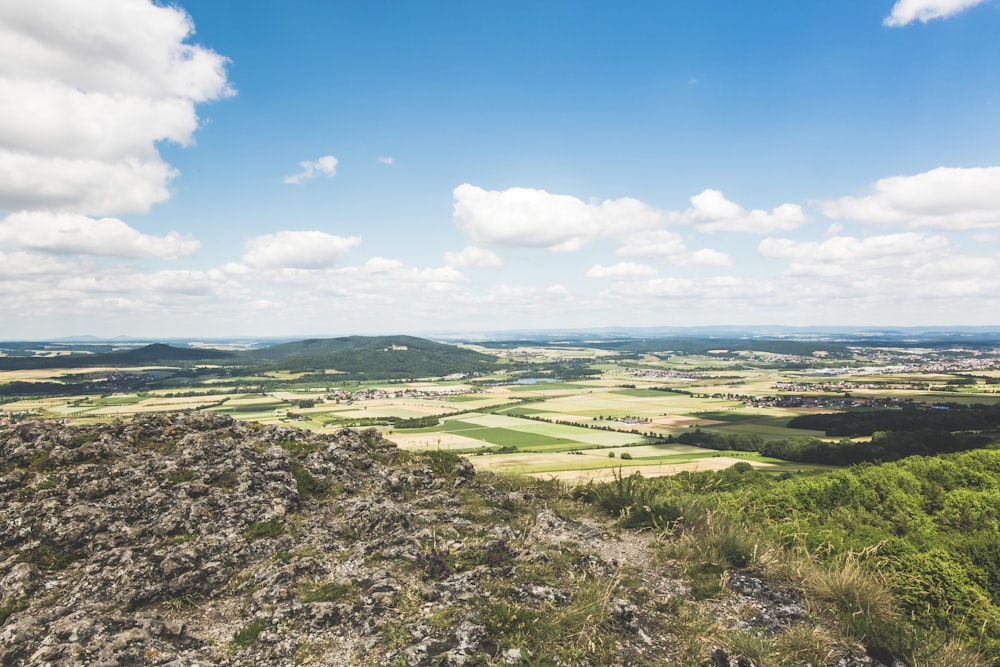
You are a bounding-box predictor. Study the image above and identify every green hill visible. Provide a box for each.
[0,343,232,370]
[243,335,497,378]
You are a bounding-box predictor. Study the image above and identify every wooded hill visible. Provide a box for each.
[0,336,497,380]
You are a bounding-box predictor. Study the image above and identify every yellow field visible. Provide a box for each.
[472,452,774,481]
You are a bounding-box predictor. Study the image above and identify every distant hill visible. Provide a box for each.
[0,343,232,371]
[242,335,497,378]
[0,336,497,379]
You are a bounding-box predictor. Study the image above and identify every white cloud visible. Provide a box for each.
[284,155,338,185]
[241,231,361,269]
[756,230,1000,305]
[884,0,989,26]
[608,275,764,301]
[614,230,731,267]
[452,184,666,252]
[0,0,232,216]
[759,232,950,272]
[820,166,1000,230]
[453,184,804,260]
[673,248,733,267]
[378,156,394,166]
[444,246,503,268]
[615,230,688,258]
[0,250,76,278]
[586,262,658,279]
[0,211,199,258]
[683,189,806,233]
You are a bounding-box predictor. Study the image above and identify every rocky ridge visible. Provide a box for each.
[1,413,887,666]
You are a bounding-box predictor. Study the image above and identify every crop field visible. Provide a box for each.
[469,450,794,481]
[394,411,646,453]
[5,338,1000,481]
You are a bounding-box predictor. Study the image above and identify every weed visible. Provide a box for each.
[427,605,461,629]
[716,628,778,667]
[421,449,463,478]
[477,572,618,662]
[773,624,854,666]
[210,470,239,489]
[159,469,197,484]
[26,450,49,473]
[20,542,77,571]
[801,552,895,622]
[244,520,283,540]
[381,620,410,650]
[164,592,202,611]
[419,544,453,582]
[37,473,59,490]
[0,598,27,626]
[230,618,268,649]
[573,468,682,529]
[291,462,326,497]
[278,440,325,456]
[299,581,355,604]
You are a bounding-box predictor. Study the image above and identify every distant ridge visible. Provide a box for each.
[0,336,496,379]
[244,335,496,377]
[0,343,232,371]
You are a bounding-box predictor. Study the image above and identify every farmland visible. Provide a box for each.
[3,333,1000,479]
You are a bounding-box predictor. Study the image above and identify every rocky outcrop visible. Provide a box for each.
[1,414,889,666]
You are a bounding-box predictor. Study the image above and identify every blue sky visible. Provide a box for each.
[2,0,1000,338]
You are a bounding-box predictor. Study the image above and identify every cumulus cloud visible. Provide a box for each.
[615,230,688,258]
[452,184,666,252]
[284,155,338,185]
[673,248,733,267]
[0,211,199,258]
[683,189,806,233]
[0,250,76,278]
[614,230,731,267]
[241,231,361,270]
[585,262,658,279]
[758,232,957,291]
[820,166,1000,230]
[378,156,394,166]
[884,0,989,26]
[607,275,764,301]
[0,0,232,215]
[757,231,1000,303]
[453,184,803,257]
[443,246,503,268]
[759,232,950,269]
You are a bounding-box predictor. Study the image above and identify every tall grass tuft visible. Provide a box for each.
[573,469,682,529]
